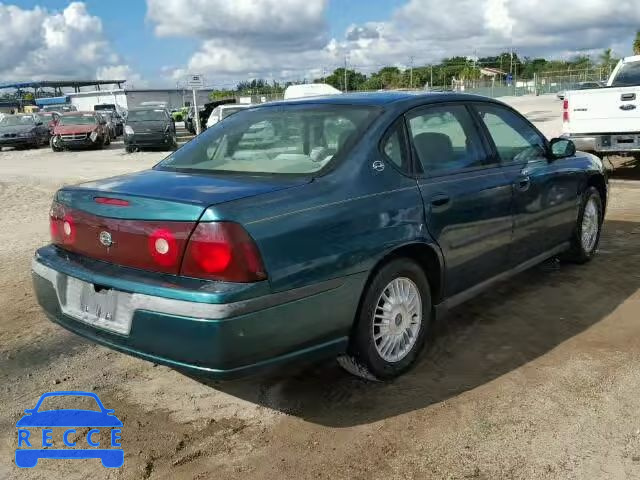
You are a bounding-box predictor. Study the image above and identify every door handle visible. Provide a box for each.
[430,194,450,208]
[515,176,530,191]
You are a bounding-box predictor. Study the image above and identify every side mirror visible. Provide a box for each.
[549,138,576,160]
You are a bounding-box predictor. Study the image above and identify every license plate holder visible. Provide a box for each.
[63,277,131,335]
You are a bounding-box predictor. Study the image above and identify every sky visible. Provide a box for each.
[1,0,639,89]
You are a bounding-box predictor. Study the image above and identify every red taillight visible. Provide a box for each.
[95,197,130,206]
[562,99,569,122]
[181,222,266,283]
[50,202,76,245]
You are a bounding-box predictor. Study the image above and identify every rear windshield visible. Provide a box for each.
[0,115,35,126]
[611,61,640,87]
[157,105,379,175]
[127,109,167,121]
[59,114,96,126]
[221,107,247,119]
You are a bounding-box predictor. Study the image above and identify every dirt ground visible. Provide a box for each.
[2,96,640,479]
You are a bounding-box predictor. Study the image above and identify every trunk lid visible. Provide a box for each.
[52,169,309,274]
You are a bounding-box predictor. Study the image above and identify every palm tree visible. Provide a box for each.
[634,30,640,55]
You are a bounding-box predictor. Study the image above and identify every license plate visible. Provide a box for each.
[63,277,132,335]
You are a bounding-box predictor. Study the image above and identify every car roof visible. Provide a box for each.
[129,106,168,111]
[262,91,501,108]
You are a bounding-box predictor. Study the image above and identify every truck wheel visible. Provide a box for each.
[338,258,431,380]
[562,186,603,264]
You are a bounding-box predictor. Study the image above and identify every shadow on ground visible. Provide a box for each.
[189,219,640,427]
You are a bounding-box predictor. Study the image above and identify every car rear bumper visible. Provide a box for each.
[32,246,362,379]
[562,133,640,154]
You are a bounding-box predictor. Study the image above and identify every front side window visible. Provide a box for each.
[475,104,546,164]
[407,105,486,176]
[157,105,380,175]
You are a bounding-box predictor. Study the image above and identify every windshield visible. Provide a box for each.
[157,105,379,175]
[611,61,640,87]
[59,114,96,126]
[127,109,167,122]
[0,115,35,126]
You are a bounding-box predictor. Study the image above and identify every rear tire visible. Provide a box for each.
[562,186,603,263]
[338,258,431,380]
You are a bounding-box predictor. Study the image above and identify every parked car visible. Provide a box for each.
[562,56,640,158]
[98,112,117,140]
[556,81,604,100]
[123,107,177,152]
[38,111,61,135]
[41,104,76,113]
[0,114,50,149]
[206,104,252,128]
[284,83,342,99]
[50,112,110,151]
[94,104,124,136]
[33,92,607,381]
[188,99,236,134]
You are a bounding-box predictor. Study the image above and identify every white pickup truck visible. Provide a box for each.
[562,55,640,157]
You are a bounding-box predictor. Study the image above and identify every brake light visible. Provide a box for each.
[563,99,569,122]
[94,197,130,206]
[49,202,76,245]
[181,222,266,283]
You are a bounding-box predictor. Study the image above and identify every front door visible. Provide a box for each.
[473,103,581,266]
[406,104,514,297]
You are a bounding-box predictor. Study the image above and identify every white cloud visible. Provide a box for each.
[149,0,640,87]
[0,2,143,85]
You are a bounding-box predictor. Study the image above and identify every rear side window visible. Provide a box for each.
[611,61,640,87]
[406,105,487,176]
[475,104,546,165]
[381,121,410,173]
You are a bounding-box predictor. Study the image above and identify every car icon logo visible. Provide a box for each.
[15,391,123,468]
[99,231,113,247]
[372,160,385,172]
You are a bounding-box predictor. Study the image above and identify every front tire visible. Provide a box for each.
[563,186,603,263]
[50,136,63,152]
[338,258,431,380]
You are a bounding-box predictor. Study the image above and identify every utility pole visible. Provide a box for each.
[409,56,414,89]
[343,55,348,93]
[430,65,433,90]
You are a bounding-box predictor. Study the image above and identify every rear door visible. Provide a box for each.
[473,103,581,266]
[407,103,513,296]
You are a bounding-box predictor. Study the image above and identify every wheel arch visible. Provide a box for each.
[587,172,607,213]
[355,241,445,321]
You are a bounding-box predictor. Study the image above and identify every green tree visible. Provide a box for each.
[634,30,640,55]
[322,68,366,91]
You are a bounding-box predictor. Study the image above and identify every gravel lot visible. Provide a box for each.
[2,95,640,479]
